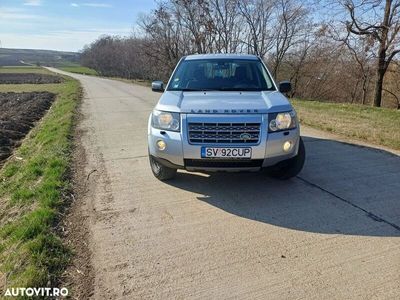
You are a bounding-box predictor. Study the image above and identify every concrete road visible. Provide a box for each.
[49,68,400,299]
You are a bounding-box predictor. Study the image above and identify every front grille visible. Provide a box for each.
[185,159,263,169]
[188,122,261,144]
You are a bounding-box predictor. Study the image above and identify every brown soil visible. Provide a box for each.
[0,92,55,165]
[58,96,95,299]
[0,73,63,84]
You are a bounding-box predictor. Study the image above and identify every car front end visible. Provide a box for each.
[148,54,305,180]
[149,109,300,172]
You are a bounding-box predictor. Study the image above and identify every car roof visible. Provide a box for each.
[184,54,259,61]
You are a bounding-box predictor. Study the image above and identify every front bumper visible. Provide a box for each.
[148,114,300,172]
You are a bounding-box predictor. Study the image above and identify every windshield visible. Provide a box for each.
[167,59,275,92]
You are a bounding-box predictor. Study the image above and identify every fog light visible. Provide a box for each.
[156,140,166,151]
[283,141,292,152]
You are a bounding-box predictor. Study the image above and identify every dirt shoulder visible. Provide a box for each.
[59,106,94,299]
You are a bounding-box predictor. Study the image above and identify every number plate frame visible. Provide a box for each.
[201,147,252,159]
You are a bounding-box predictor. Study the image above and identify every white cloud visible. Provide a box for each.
[70,2,112,8]
[82,3,112,8]
[0,7,41,20]
[0,28,132,52]
[23,0,42,6]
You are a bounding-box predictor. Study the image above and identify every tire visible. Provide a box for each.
[149,155,177,181]
[266,137,306,180]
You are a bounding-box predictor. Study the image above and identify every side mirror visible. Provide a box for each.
[279,81,291,93]
[152,80,164,92]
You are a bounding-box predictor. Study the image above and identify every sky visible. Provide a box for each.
[0,0,157,52]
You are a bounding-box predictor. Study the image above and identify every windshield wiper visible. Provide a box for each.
[170,88,218,92]
[170,87,274,92]
[217,87,275,91]
[216,87,260,91]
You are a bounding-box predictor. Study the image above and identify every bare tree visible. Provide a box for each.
[344,34,375,104]
[342,0,400,107]
[238,0,275,57]
[284,30,316,97]
[271,0,309,78]
[172,0,215,53]
[329,22,376,105]
[203,0,242,53]
[384,61,400,108]
[138,2,193,79]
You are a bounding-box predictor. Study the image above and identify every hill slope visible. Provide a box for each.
[0,48,80,67]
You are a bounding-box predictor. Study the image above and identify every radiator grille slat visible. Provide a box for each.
[188,122,261,144]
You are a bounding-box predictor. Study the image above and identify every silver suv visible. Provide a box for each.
[148,54,305,180]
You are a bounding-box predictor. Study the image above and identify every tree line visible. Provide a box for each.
[80,0,400,109]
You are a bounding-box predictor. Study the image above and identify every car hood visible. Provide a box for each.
[155,91,292,114]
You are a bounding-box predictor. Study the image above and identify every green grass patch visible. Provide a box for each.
[59,66,98,76]
[0,67,80,291]
[292,99,400,150]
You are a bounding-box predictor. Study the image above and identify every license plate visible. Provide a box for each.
[201,147,252,159]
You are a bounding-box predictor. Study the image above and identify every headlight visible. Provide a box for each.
[269,111,297,132]
[152,110,180,132]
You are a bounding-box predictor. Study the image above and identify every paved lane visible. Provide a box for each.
[49,68,400,299]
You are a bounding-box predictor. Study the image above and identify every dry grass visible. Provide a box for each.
[292,99,400,150]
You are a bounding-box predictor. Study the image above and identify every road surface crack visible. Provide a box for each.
[296,176,400,232]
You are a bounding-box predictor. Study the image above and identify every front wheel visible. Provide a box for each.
[266,137,306,180]
[149,155,177,181]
